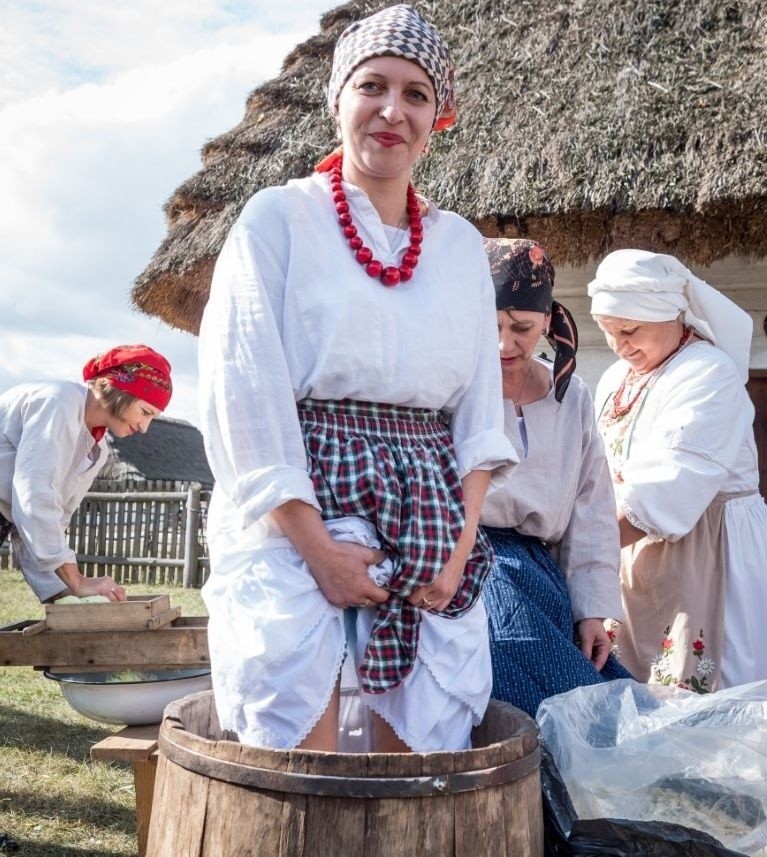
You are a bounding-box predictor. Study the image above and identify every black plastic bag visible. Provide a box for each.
[541,745,747,857]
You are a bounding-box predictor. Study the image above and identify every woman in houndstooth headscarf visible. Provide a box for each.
[199,5,516,752]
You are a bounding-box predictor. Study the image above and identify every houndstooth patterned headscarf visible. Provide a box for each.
[327,4,456,130]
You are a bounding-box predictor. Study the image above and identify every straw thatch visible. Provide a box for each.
[133,0,767,333]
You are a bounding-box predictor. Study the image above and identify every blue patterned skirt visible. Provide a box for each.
[481,526,632,717]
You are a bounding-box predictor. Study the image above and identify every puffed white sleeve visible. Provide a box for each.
[198,190,320,530]
[449,236,518,480]
[11,396,80,572]
[620,349,746,542]
[557,386,623,621]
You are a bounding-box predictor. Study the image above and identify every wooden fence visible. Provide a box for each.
[0,481,210,588]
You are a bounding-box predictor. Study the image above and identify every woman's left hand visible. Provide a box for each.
[408,470,489,614]
[407,538,472,613]
[576,618,611,671]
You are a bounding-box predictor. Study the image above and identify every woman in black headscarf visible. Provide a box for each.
[479,238,632,717]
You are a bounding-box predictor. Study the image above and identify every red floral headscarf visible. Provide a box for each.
[83,344,172,411]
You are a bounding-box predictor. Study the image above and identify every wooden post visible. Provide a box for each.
[91,725,160,857]
[183,483,201,588]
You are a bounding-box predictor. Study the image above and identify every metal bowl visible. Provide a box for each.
[44,668,212,726]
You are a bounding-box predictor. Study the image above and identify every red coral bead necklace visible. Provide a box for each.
[328,159,423,287]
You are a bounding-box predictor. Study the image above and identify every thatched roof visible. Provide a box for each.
[133,0,767,333]
[97,417,213,488]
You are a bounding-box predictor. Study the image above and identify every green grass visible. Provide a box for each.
[0,569,206,856]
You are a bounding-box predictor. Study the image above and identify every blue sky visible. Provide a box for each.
[0,0,333,426]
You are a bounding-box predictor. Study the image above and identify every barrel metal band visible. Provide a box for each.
[159,728,540,798]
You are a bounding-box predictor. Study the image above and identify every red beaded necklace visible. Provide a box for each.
[328,158,423,287]
[605,326,693,422]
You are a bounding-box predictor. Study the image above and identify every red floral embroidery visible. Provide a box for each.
[529,244,545,266]
[651,626,714,694]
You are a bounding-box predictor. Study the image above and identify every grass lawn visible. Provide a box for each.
[0,568,206,856]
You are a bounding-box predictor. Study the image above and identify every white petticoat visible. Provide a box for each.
[202,510,492,751]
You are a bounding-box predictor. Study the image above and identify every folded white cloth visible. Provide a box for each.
[326,516,395,587]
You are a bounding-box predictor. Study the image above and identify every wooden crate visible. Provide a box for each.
[44,594,174,632]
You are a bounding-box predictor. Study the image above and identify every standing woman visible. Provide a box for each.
[590,249,767,691]
[479,239,630,717]
[199,4,515,753]
[0,344,173,603]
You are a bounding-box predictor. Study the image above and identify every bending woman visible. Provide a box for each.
[199,5,515,752]
[0,344,172,603]
[591,249,767,691]
[480,238,631,717]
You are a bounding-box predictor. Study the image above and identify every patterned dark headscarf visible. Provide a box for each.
[327,4,456,130]
[484,238,578,402]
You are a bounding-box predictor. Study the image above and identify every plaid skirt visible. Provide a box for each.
[298,398,494,694]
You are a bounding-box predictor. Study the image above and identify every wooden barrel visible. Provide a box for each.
[147,690,543,856]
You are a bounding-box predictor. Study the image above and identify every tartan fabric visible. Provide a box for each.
[297,397,493,694]
[0,511,12,548]
[327,4,456,129]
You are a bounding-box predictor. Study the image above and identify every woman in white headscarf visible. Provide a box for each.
[590,249,767,692]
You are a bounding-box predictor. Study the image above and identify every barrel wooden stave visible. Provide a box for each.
[147,691,543,857]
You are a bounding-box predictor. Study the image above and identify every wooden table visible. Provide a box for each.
[0,617,209,856]
[91,725,161,857]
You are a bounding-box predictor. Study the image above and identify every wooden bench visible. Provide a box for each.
[90,725,160,857]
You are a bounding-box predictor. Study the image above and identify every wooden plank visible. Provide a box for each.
[96,497,107,579]
[0,620,209,668]
[117,490,129,585]
[134,757,157,857]
[200,741,285,855]
[148,500,162,586]
[131,498,143,584]
[91,724,160,762]
[454,745,505,856]
[416,750,456,854]
[300,749,367,857]
[145,606,181,630]
[146,754,208,857]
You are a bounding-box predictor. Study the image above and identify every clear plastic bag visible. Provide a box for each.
[537,679,767,856]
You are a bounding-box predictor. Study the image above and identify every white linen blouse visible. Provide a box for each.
[595,341,760,539]
[199,171,517,528]
[481,366,623,621]
[0,380,106,601]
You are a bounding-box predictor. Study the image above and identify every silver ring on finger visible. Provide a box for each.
[359,598,371,608]
[421,596,433,609]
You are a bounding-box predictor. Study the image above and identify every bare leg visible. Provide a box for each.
[372,711,412,753]
[297,679,341,751]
